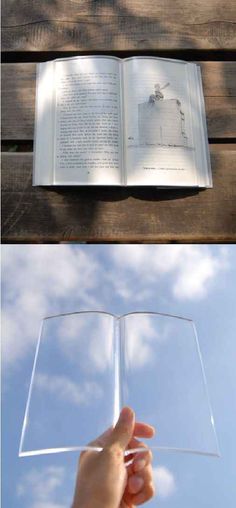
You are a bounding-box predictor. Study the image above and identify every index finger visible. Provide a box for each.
[133,422,155,439]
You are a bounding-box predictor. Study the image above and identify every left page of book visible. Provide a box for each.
[33,57,123,185]
[19,312,117,456]
[54,56,123,185]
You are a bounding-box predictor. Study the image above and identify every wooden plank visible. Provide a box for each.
[2,0,236,51]
[2,62,236,140]
[1,63,36,140]
[3,0,236,22]
[205,98,236,137]
[200,61,236,97]
[2,146,236,242]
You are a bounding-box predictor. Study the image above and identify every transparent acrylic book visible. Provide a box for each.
[19,311,220,458]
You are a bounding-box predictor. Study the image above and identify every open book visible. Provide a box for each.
[19,312,219,458]
[33,56,212,187]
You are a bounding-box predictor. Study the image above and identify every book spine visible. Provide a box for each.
[113,317,122,425]
[120,62,126,186]
[119,316,125,411]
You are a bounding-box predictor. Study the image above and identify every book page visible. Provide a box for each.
[54,57,122,185]
[123,58,198,186]
[33,61,55,185]
[19,312,116,456]
[120,313,219,456]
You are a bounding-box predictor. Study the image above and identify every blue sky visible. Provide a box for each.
[2,245,236,508]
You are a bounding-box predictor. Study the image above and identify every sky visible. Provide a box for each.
[2,244,236,508]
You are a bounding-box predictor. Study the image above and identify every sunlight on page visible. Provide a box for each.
[54,57,122,185]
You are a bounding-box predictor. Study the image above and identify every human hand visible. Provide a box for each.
[72,406,155,508]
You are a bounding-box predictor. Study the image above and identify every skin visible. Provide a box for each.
[72,406,155,508]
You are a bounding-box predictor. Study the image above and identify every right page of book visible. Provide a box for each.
[120,313,219,456]
[123,57,210,187]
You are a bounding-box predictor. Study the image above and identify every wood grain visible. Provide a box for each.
[3,0,236,22]
[2,146,236,242]
[1,63,36,140]
[2,62,236,140]
[2,0,236,51]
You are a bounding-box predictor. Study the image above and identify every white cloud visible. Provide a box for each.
[111,244,182,273]
[172,247,226,299]
[121,314,174,369]
[110,245,228,301]
[2,245,100,367]
[2,245,229,371]
[35,373,103,406]
[124,315,157,368]
[153,466,176,498]
[17,466,68,508]
[57,313,114,373]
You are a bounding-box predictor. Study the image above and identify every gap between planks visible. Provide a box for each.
[1,146,236,243]
[1,61,236,141]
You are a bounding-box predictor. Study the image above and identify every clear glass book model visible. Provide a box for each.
[19,311,220,458]
[33,56,212,188]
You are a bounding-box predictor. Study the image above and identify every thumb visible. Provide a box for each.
[105,407,135,451]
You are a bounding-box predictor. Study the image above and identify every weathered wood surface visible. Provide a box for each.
[2,62,236,140]
[2,146,236,242]
[2,2,236,242]
[2,1,236,51]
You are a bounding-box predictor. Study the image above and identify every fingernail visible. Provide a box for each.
[119,407,134,424]
[133,459,146,472]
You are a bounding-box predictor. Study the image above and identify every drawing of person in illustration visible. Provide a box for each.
[149,82,170,103]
